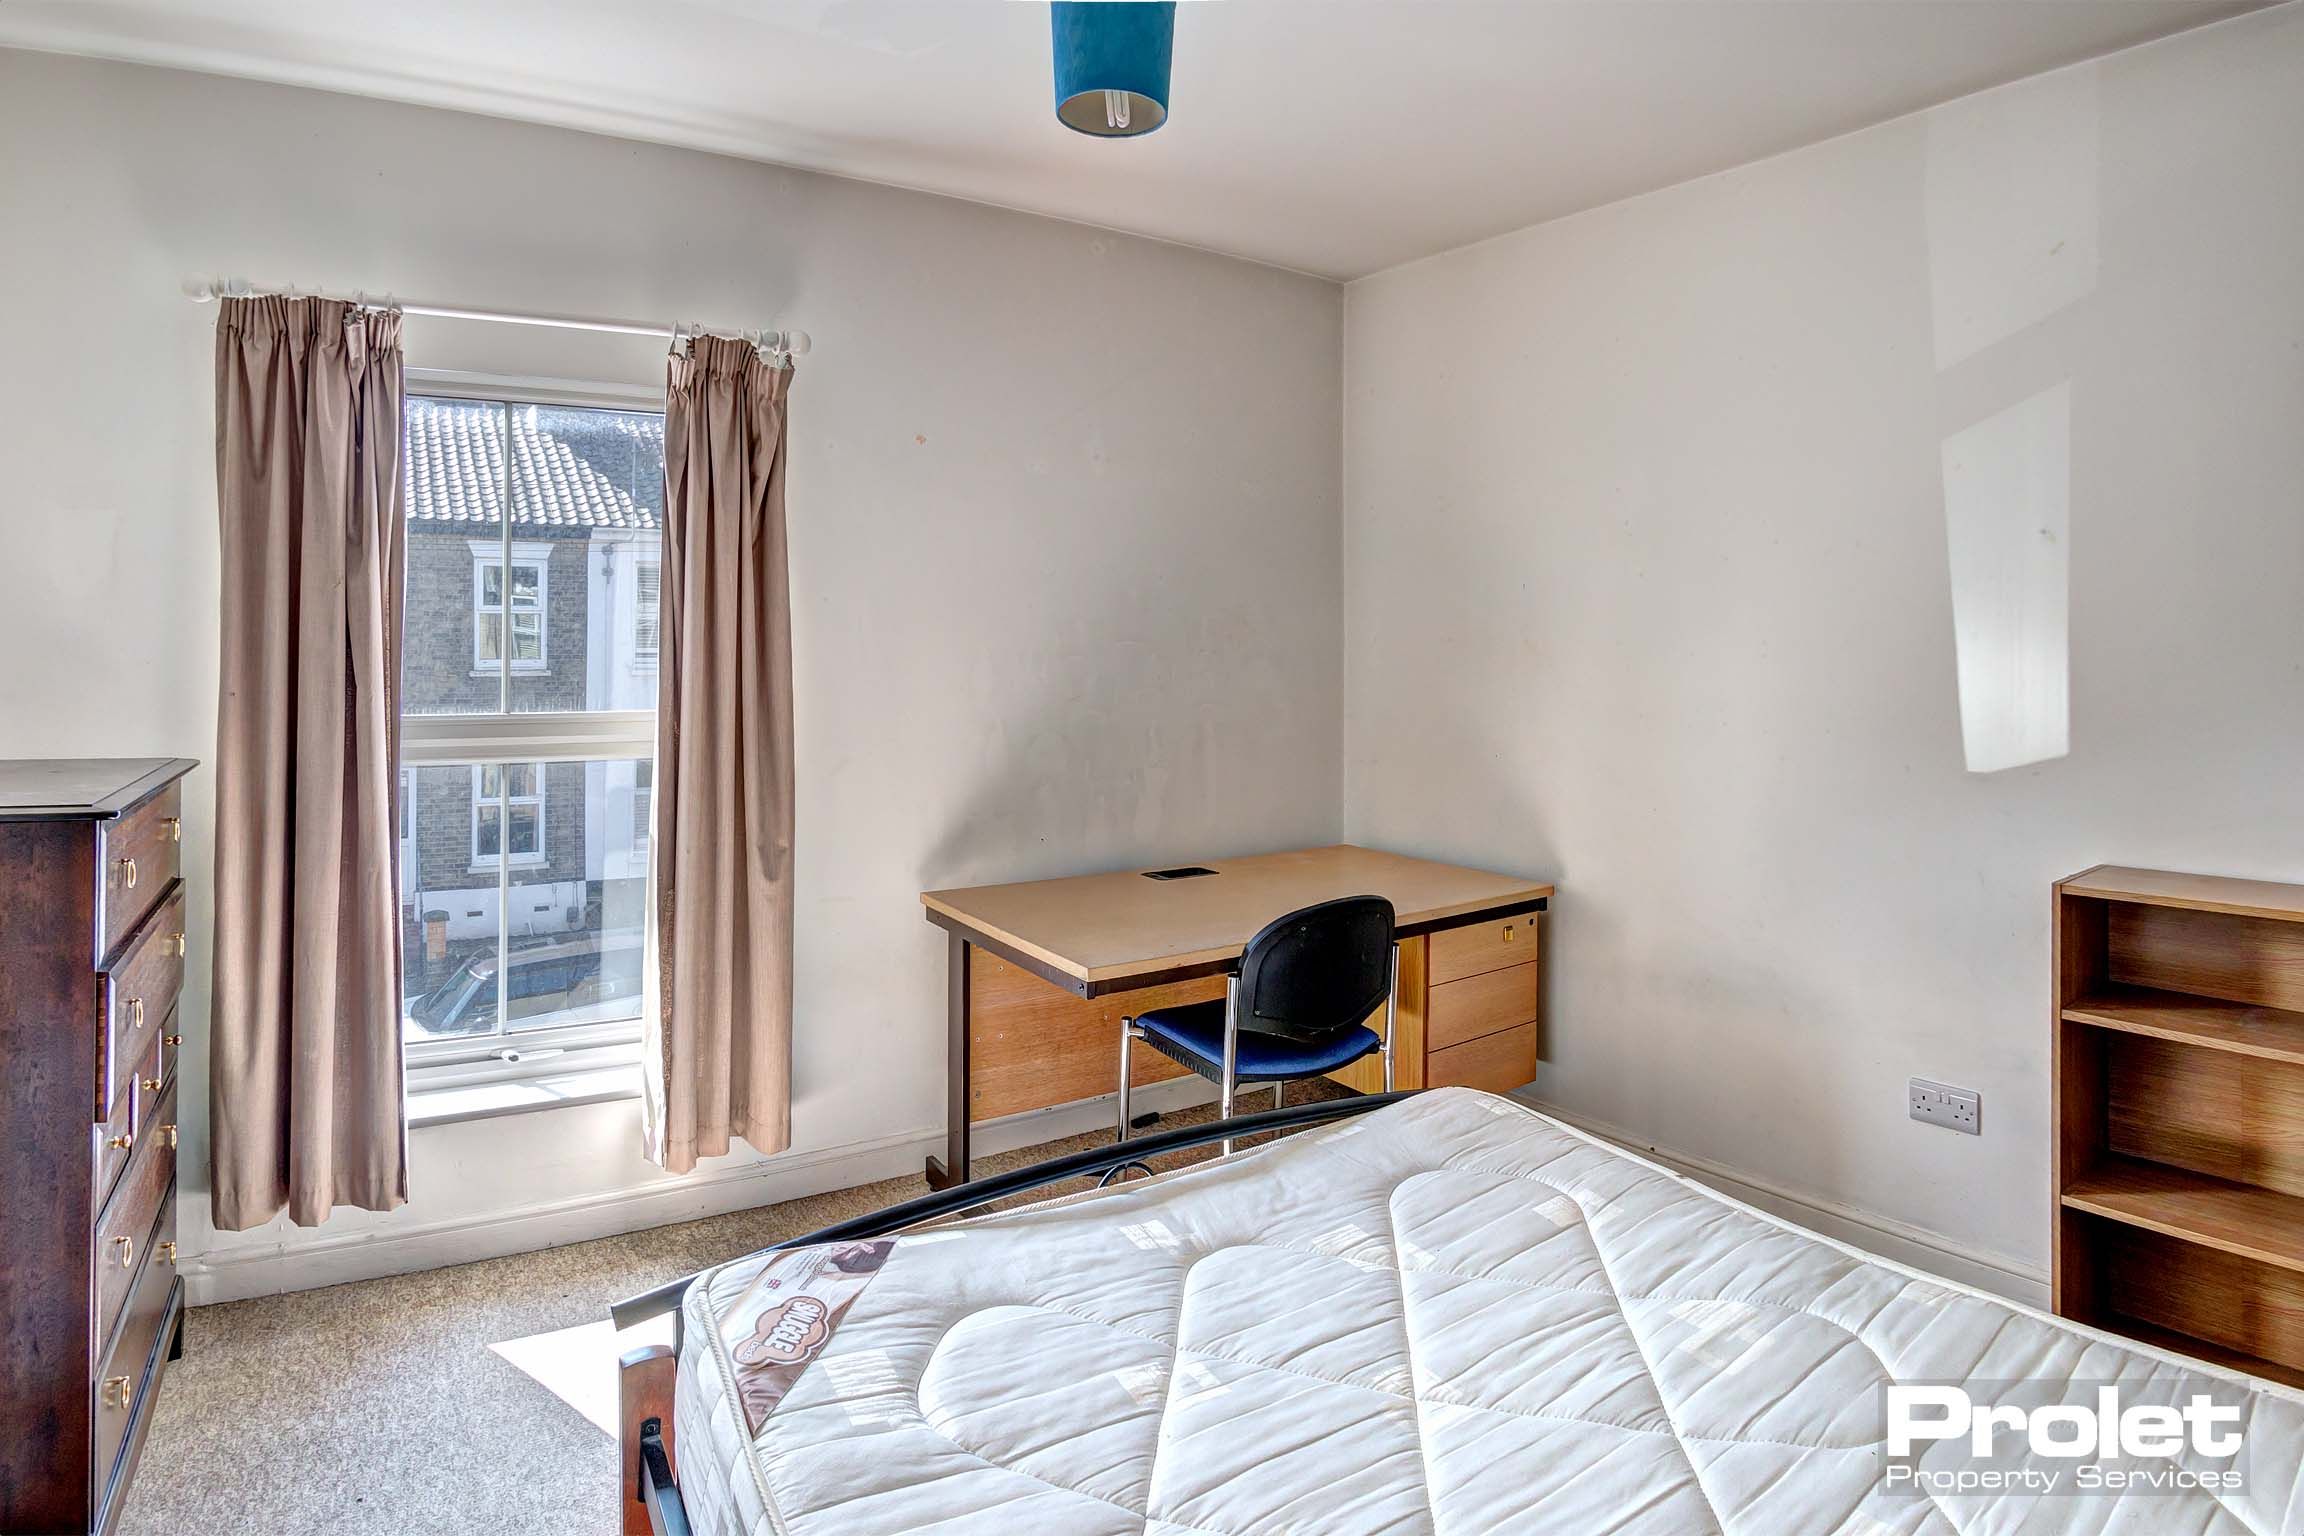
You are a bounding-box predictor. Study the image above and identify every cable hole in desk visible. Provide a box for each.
[1141,866,1219,880]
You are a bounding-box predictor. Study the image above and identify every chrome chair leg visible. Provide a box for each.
[1219,974,1240,1156]
[1117,1016,1138,1143]
[1381,940,1399,1094]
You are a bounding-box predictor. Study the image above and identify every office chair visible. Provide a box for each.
[1117,895,1397,1154]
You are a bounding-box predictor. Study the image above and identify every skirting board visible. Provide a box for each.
[183,1073,1222,1304]
[1512,1090,2049,1307]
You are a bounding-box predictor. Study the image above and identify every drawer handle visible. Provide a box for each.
[109,1131,134,1152]
[160,1241,178,1267]
[142,1076,164,1094]
[163,1033,183,1048]
[161,816,182,843]
[162,1123,179,1150]
[113,1234,134,1268]
[127,997,145,1031]
[169,932,188,958]
[118,856,138,890]
[102,1376,132,1411]
[1502,924,1516,942]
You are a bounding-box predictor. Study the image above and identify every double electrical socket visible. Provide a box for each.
[1909,1077,1981,1135]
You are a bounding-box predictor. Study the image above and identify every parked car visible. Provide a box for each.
[404,931,644,1040]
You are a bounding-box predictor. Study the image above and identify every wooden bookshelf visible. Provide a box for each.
[2055,865,2304,1384]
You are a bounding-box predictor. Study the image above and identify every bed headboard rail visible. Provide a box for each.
[608,1090,1414,1332]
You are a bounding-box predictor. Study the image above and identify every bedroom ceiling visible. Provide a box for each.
[0,0,2269,279]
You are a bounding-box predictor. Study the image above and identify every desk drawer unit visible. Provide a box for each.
[0,757,193,1536]
[1332,907,1546,1097]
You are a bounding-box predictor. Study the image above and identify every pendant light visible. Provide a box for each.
[1051,2,1176,138]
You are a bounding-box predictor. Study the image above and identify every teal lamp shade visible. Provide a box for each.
[1051,2,1175,137]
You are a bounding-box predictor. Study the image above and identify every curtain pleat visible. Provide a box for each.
[645,337,796,1172]
[210,295,409,1229]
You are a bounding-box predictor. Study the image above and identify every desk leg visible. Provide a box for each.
[925,933,971,1190]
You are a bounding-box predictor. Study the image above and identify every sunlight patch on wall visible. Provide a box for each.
[1941,383,2070,773]
[1925,64,2096,773]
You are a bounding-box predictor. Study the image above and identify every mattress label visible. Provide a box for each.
[716,1238,895,1434]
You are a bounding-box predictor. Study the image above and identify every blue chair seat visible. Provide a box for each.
[1134,1001,1381,1085]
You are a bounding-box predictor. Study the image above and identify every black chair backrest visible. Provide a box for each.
[1232,895,1395,1043]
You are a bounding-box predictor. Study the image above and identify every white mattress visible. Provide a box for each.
[673,1088,2304,1534]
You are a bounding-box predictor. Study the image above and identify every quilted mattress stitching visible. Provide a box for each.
[1479,1174,1733,1536]
[692,1091,2303,1536]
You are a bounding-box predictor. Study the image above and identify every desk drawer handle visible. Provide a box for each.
[109,1131,134,1152]
[161,816,182,843]
[163,1033,183,1048]
[102,1376,131,1411]
[113,1234,134,1268]
[118,856,137,891]
[159,1241,178,1266]
[126,997,145,1031]
[1502,923,1516,942]
[169,932,187,957]
[161,1123,178,1150]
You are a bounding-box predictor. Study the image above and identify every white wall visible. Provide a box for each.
[1345,6,2304,1277]
[0,52,1342,1297]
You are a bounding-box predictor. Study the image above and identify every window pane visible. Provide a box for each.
[403,397,506,715]
[399,393,663,1062]
[505,759,649,1033]
[510,612,544,663]
[403,762,506,1045]
[505,402,664,713]
[508,802,541,856]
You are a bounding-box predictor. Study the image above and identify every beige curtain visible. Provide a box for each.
[210,296,409,1230]
[646,337,797,1173]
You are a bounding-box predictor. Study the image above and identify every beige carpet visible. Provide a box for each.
[119,1081,1348,1536]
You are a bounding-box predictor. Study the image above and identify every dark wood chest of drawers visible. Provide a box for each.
[0,758,196,1536]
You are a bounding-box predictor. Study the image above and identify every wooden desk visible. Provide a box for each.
[919,845,1553,1188]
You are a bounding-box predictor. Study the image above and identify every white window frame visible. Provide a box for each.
[472,539,553,675]
[632,760,652,849]
[632,559,661,670]
[469,761,548,871]
[402,376,662,1103]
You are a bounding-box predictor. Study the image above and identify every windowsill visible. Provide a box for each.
[408,1060,643,1128]
[468,858,547,874]
[471,666,550,678]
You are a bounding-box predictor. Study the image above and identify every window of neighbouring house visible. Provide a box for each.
[472,761,546,867]
[633,561,661,667]
[399,390,664,1107]
[474,548,550,672]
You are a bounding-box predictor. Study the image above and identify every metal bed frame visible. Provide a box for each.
[609,1090,1414,1536]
